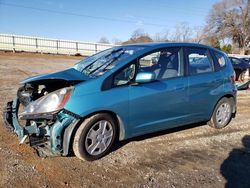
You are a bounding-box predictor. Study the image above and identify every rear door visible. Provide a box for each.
[185,47,224,121]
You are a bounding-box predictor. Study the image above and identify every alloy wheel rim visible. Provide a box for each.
[85,120,113,156]
[216,102,231,126]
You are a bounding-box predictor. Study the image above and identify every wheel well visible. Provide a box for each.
[65,110,121,156]
[83,110,120,134]
[216,94,236,113]
[208,94,236,121]
[234,69,245,81]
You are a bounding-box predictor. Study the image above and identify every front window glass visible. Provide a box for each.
[138,47,183,80]
[74,46,145,78]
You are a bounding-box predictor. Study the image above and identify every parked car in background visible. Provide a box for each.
[240,57,250,64]
[4,43,237,161]
[229,56,250,81]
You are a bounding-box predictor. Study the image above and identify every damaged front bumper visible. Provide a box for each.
[3,98,80,157]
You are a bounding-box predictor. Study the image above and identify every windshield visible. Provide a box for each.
[74,46,145,78]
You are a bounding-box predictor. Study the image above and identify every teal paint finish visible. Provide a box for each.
[128,76,189,137]
[54,43,236,141]
[21,68,88,84]
[65,83,130,137]
[50,112,75,154]
[187,71,224,120]
[4,42,237,157]
[11,98,25,139]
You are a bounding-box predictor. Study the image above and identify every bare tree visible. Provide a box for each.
[98,37,110,44]
[171,22,193,42]
[131,29,147,40]
[153,30,169,42]
[204,37,221,49]
[112,38,122,45]
[123,29,153,44]
[205,0,250,54]
[192,26,205,43]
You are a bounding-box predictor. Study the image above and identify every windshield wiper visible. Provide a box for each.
[110,48,123,54]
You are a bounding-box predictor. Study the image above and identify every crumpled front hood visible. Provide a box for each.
[21,68,89,84]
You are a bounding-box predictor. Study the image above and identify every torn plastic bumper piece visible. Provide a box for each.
[3,99,23,136]
[236,80,250,90]
[3,98,80,156]
[3,100,14,132]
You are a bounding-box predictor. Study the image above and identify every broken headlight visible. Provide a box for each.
[19,87,73,118]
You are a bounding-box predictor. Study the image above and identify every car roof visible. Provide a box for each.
[228,56,241,59]
[121,42,217,50]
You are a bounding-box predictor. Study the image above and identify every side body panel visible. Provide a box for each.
[65,83,130,139]
[128,77,189,137]
[187,70,224,120]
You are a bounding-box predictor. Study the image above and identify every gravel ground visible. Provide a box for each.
[0,51,249,188]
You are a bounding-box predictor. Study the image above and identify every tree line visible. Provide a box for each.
[99,0,249,55]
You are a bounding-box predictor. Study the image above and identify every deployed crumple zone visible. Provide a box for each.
[3,43,237,161]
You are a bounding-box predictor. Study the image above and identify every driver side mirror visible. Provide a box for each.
[135,72,156,84]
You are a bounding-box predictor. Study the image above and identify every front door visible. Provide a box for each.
[128,47,189,137]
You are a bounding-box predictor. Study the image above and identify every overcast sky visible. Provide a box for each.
[0,0,218,42]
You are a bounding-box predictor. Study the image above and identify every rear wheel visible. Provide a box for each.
[208,98,233,129]
[73,113,117,161]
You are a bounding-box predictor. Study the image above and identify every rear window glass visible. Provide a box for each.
[187,48,213,75]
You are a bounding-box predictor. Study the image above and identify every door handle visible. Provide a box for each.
[174,84,185,90]
[212,78,221,84]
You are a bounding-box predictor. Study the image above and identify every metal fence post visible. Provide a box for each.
[12,36,15,53]
[56,40,59,54]
[35,38,38,52]
[76,42,78,52]
[95,43,97,53]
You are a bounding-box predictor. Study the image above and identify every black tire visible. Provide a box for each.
[234,69,241,81]
[239,71,247,82]
[235,69,246,82]
[73,113,117,161]
[208,97,233,129]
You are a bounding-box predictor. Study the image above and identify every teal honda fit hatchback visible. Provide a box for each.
[4,43,237,161]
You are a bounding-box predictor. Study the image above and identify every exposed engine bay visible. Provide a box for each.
[3,68,84,157]
[17,80,76,107]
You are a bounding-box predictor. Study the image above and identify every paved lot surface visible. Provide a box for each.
[0,52,250,188]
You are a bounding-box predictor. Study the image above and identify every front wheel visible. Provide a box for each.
[208,97,233,129]
[73,113,117,161]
